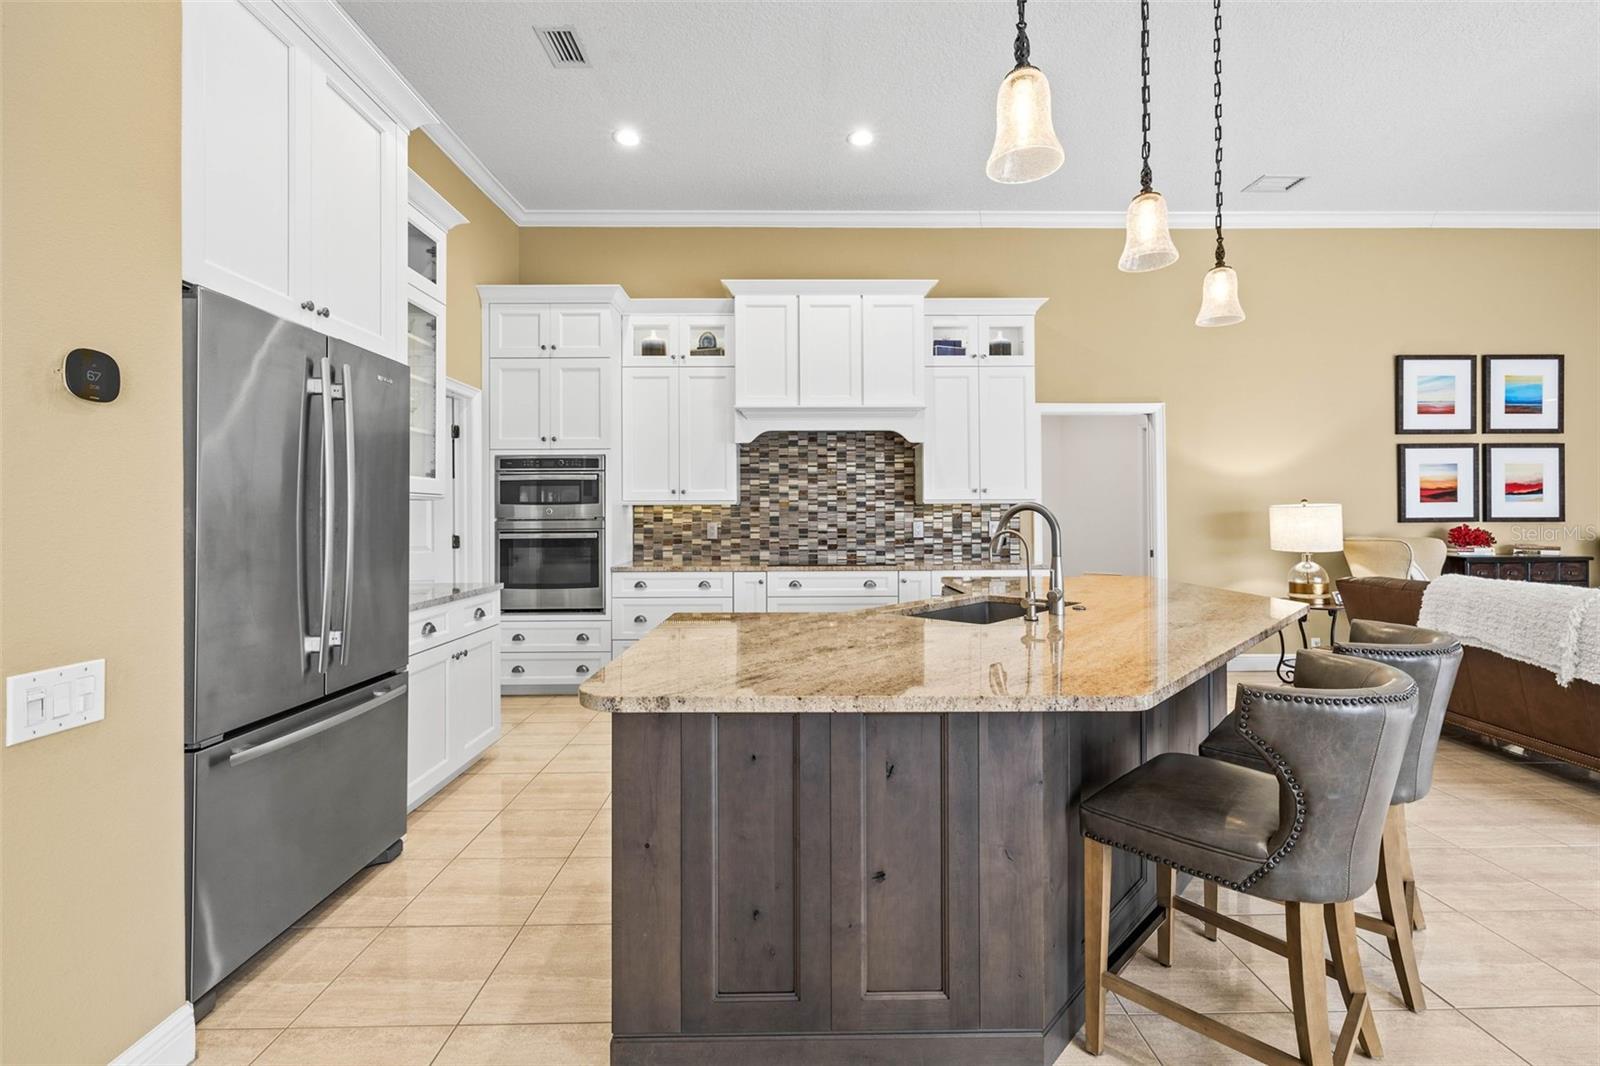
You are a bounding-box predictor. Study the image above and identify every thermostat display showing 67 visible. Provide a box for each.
[62,348,121,403]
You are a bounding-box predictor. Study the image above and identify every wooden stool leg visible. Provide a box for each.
[1394,805,1425,931]
[1326,901,1382,1061]
[1157,865,1176,966]
[1202,880,1219,941]
[1084,838,1112,1055]
[1377,806,1427,1011]
[1286,902,1335,1066]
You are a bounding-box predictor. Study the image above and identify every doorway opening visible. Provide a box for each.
[1036,403,1167,580]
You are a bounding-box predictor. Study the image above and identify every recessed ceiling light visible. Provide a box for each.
[1242,174,1307,193]
[612,128,641,148]
[847,128,875,148]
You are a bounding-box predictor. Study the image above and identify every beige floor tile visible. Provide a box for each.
[1370,910,1599,1009]
[1406,845,1529,885]
[1419,878,1585,914]
[201,928,378,1029]
[1111,936,1284,1016]
[571,815,611,858]
[507,771,612,812]
[1052,1016,1159,1065]
[1133,1007,1525,1066]
[435,1023,611,1065]
[193,1027,280,1065]
[501,720,585,741]
[1467,910,1600,991]
[540,744,612,774]
[253,1026,452,1065]
[401,808,498,861]
[1424,822,1566,850]
[459,808,595,860]
[1474,845,1600,885]
[527,856,611,924]
[295,857,448,929]
[1465,1005,1600,1066]
[567,722,612,746]
[295,925,518,1028]
[1127,1011,1315,1065]
[464,924,611,1024]
[418,773,534,812]
[393,857,565,927]
[466,744,560,775]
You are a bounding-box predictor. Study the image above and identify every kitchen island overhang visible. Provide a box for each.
[582,576,1304,1066]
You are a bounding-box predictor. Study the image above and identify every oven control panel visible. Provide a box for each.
[497,455,604,471]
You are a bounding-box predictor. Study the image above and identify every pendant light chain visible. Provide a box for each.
[1211,0,1227,267]
[1013,0,1031,68]
[1138,0,1152,192]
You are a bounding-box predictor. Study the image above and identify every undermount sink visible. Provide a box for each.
[910,598,1032,625]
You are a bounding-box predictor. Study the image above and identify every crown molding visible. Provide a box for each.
[723,279,938,296]
[275,1,436,128]
[408,172,468,231]
[418,122,531,227]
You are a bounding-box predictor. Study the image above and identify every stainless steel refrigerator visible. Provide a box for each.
[184,286,409,1012]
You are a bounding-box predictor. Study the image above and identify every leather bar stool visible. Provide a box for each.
[1082,652,1418,1066]
[1199,620,1462,1011]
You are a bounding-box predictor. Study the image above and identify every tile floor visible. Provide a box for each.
[197,680,1600,1065]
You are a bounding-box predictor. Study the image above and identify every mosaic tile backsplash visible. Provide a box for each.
[631,431,1023,567]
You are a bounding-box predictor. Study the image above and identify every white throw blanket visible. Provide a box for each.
[1418,573,1600,687]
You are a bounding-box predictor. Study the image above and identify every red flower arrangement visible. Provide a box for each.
[1446,524,1495,549]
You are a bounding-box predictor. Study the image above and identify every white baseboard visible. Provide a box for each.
[110,1003,195,1066]
[1229,653,1290,673]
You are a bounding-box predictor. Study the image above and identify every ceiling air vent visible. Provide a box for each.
[1242,175,1308,193]
[536,26,588,68]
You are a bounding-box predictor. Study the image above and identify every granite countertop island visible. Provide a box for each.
[589,576,1303,1066]
[407,581,501,611]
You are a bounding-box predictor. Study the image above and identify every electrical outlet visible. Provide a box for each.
[7,659,105,746]
[987,519,999,537]
[707,521,720,540]
[912,519,925,539]
[1308,637,1323,648]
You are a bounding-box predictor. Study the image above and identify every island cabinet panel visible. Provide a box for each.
[679,715,832,1033]
[613,715,682,1036]
[829,714,981,1031]
[979,713,1050,1030]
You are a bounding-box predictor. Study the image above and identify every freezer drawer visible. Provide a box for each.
[188,678,407,1001]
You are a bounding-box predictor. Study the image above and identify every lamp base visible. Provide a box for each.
[1286,555,1335,606]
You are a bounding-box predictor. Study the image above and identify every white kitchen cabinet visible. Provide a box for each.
[976,315,1035,365]
[798,295,862,406]
[767,594,897,613]
[489,360,547,450]
[487,304,549,358]
[548,305,617,358]
[765,570,897,614]
[448,626,499,766]
[407,293,446,496]
[620,365,735,504]
[548,359,611,449]
[499,618,612,693]
[503,652,608,688]
[406,593,501,809]
[861,295,924,405]
[925,315,981,367]
[624,312,733,367]
[919,365,1037,503]
[733,295,799,407]
[406,642,452,807]
[897,571,934,602]
[734,571,768,612]
[614,596,733,640]
[183,0,402,360]
[921,368,982,502]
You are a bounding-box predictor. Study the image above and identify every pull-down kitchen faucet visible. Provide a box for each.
[989,502,1066,619]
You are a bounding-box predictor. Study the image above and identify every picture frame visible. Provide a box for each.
[1396,443,1479,523]
[1482,354,1563,433]
[1394,355,1476,433]
[1483,443,1565,522]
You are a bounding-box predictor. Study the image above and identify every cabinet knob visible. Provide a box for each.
[634,580,647,589]
[540,436,548,442]
[317,307,330,318]
[634,615,647,624]
[864,579,877,589]
[421,621,437,636]
[575,664,590,674]
[474,607,486,620]
[540,344,547,350]
[788,580,802,589]
[511,664,525,674]
[512,632,526,642]
[698,580,712,590]
[757,579,764,585]
[551,436,558,442]
[300,300,316,311]
[576,633,590,643]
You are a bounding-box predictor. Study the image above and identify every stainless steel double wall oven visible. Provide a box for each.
[495,454,606,612]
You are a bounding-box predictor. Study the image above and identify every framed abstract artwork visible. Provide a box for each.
[1397,444,1478,523]
[1394,355,1475,433]
[1483,354,1563,433]
[1483,443,1565,522]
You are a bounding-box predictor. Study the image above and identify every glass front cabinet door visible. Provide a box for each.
[408,293,447,496]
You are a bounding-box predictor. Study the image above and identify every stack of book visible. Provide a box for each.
[932,339,967,359]
[1499,544,1563,556]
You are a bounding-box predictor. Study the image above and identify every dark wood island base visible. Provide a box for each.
[610,669,1227,1065]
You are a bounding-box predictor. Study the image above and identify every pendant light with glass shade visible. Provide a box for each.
[1196,0,1245,326]
[1117,0,1179,272]
[986,0,1065,184]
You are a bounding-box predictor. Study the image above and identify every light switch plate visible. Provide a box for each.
[6,659,105,746]
[913,519,926,539]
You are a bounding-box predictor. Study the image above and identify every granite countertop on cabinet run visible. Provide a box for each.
[408,581,502,611]
[579,574,1305,715]
[612,560,1027,572]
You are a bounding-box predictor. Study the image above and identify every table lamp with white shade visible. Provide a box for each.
[1269,500,1344,605]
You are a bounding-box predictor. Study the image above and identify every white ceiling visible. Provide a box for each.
[341,0,1600,226]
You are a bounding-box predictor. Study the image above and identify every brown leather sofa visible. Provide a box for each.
[1338,576,1600,771]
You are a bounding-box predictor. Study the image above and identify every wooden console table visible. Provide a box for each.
[1443,554,1590,587]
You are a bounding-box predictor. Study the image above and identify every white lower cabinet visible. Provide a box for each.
[500,618,613,690]
[733,571,768,612]
[406,595,501,810]
[767,594,896,613]
[765,570,897,613]
[897,571,934,602]
[502,651,608,688]
[610,572,735,641]
[614,597,732,640]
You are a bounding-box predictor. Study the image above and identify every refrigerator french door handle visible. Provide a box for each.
[297,366,314,672]
[316,355,336,674]
[226,683,407,767]
[337,362,355,665]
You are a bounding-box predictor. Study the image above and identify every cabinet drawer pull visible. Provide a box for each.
[575,664,590,675]
[634,580,647,589]
[511,664,525,674]
[511,632,526,642]
[474,607,487,620]
[634,615,647,624]
[698,580,712,590]
[576,633,590,643]
[864,579,877,589]
[788,580,802,589]
[421,621,437,637]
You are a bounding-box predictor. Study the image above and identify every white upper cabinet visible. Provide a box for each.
[733,295,799,407]
[921,368,982,502]
[977,365,1037,501]
[548,305,617,358]
[861,295,924,406]
[488,305,549,358]
[489,360,547,451]
[547,359,611,449]
[678,367,738,501]
[183,0,404,360]
[405,172,467,498]
[925,315,980,367]
[798,295,863,406]
[620,367,677,503]
[624,309,733,368]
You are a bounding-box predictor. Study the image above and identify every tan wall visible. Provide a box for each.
[520,227,1598,603]
[407,131,521,387]
[0,2,186,1062]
